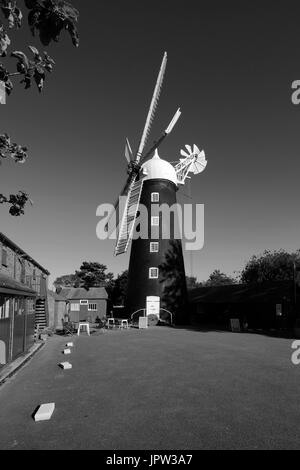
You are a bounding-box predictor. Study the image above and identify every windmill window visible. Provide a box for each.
[151,193,160,203]
[150,242,159,253]
[151,216,160,226]
[149,267,159,279]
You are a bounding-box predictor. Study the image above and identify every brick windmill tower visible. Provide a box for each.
[108,53,207,325]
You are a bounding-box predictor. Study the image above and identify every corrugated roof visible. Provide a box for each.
[56,287,108,300]
[0,273,36,297]
[189,281,297,304]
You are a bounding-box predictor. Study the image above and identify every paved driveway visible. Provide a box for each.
[0,327,299,450]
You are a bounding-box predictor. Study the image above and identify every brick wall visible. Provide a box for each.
[0,240,48,289]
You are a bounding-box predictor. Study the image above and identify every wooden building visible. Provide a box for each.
[188,281,299,331]
[0,233,49,368]
[53,287,108,328]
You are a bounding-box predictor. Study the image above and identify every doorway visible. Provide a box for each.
[146,296,160,317]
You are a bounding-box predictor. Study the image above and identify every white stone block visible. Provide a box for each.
[34,403,55,422]
[63,349,71,355]
[66,342,74,347]
[59,362,72,370]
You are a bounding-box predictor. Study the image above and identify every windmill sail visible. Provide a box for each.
[135,52,168,163]
[140,108,182,165]
[115,178,144,256]
[125,138,133,163]
[105,171,133,230]
[108,53,171,249]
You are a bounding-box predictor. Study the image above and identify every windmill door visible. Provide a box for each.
[146,296,160,317]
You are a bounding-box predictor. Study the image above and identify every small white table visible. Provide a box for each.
[77,322,90,336]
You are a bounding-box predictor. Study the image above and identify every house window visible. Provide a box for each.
[70,303,80,312]
[151,193,159,203]
[88,304,97,311]
[151,216,159,226]
[0,299,9,319]
[150,242,159,253]
[80,300,88,305]
[33,269,36,281]
[149,267,159,279]
[1,248,7,267]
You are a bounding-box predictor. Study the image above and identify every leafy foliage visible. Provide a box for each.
[0,0,24,57]
[54,267,129,306]
[54,273,80,289]
[75,262,114,291]
[0,24,10,56]
[0,190,30,215]
[203,269,237,287]
[186,275,202,290]
[0,0,79,216]
[0,61,12,93]
[241,249,300,284]
[0,1,22,29]
[25,0,79,47]
[109,270,128,305]
[11,46,55,91]
[0,133,27,162]
[0,0,79,50]
[0,132,29,216]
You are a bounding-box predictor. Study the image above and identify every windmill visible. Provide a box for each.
[108,52,207,325]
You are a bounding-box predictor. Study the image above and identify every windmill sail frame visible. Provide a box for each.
[135,52,168,163]
[115,178,144,256]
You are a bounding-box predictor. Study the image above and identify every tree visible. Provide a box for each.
[110,270,128,306]
[54,262,115,292]
[240,249,300,284]
[186,275,202,290]
[75,262,114,291]
[0,0,79,215]
[53,273,80,289]
[203,269,236,287]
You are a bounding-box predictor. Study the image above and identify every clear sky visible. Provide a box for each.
[1,0,300,287]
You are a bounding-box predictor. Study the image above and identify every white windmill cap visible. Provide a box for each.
[141,149,178,185]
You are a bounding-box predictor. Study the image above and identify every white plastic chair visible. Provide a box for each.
[107,318,115,329]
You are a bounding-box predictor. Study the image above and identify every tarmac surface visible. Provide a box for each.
[0,327,300,450]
